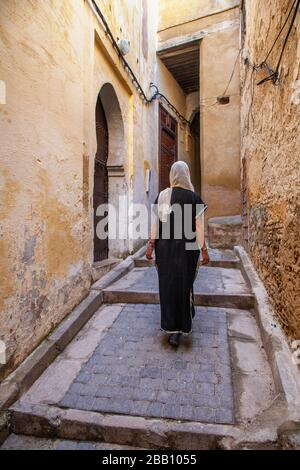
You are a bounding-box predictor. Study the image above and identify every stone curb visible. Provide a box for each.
[91,245,146,291]
[234,245,300,423]
[0,245,146,442]
[10,402,240,450]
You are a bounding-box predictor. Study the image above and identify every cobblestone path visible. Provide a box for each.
[60,304,234,424]
[3,248,278,450]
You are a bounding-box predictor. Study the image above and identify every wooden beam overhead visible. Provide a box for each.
[158,42,200,94]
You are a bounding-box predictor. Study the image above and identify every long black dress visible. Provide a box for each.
[154,187,207,335]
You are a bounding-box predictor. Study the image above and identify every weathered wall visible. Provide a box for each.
[200,21,241,221]
[158,0,240,40]
[241,0,300,339]
[0,0,192,378]
[0,0,91,379]
[158,0,241,220]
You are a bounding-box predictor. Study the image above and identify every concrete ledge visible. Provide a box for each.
[206,260,239,269]
[102,290,254,310]
[134,257,155,268]
[234,246,300,421]
[92,257,121,282]
[91,245,146,292]
[194,293,254,310]
[103,290,160,304]
[0,382,19,412]
[0,291,103,416]
[49,291,104,352]
[10,402,239,450]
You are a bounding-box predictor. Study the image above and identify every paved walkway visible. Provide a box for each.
[60,305,234,424]
[2,248,277,449]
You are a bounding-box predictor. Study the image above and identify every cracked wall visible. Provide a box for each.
[0,0,92,378]
[241,0,300,339]
[0,0,190,379]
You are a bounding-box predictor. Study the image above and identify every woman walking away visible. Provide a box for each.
[146,161,209,347]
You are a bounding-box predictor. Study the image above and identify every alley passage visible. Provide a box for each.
[58,251,253,424]
[3,248,276,449]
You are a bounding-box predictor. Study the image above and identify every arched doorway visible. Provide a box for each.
[93,83,125,260]
[93,96,109,262]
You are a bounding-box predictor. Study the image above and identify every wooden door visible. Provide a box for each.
[93,98,108,262]
[159,106,177,191]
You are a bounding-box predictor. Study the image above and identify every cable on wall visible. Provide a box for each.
[149,84,191,125]
[244,0,300,86]
[89,0,190,125]
[242,0,299,131]
[89,1,243,125]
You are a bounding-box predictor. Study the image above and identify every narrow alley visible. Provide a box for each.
[0,0,300,454]
[1,246,298,450]
[1,248,271,447]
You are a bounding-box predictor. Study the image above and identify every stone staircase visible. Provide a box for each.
[1,247,295,450]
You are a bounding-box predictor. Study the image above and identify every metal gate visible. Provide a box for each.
[93,97,109,262]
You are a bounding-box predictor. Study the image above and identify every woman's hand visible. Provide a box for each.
[146,240,155,260]
[201,247,210,265]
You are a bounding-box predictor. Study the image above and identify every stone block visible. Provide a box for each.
[208,215,242,249]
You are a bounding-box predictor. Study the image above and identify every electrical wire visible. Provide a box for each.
[222,48,242,96]
[274,0,300,77]
[89,0,190,125]
[149,84,191,125]
[199,49,242,110]
[245,0,300,86]
[90,0,151,103]
[261,0,297,65]
[89,0,243,124]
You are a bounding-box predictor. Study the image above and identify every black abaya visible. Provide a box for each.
[154,187,207,334]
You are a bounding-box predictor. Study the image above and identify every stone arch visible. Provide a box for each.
[189,105,200,124]
[98,83,125,167]
[94,83,127,259]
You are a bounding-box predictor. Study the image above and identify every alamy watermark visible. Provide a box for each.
[94,198,206,249]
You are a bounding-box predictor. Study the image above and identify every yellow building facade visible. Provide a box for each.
[0,0,241,377]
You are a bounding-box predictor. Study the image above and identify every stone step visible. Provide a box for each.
[6,302,279,450]
[9,402,239,450]
[1,433,145,450]
[135,257,239,269]
[103,266,251,296]
[102,265,254,310]
[135,248,239,269]
[102,290,255,310]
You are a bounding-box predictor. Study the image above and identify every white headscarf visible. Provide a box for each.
[157,161,194,222]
